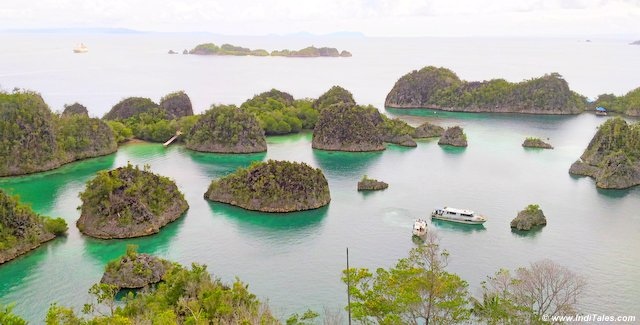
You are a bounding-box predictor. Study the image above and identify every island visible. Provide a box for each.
[189,43,351,57]
[379,116,417,147]
[0,90,117,177]
[385,66,586,114]
[185,105,267,153]
[204,160,330,212]
[438,126,468,147]
[312,85,357,110]
[357,175,388,191]
[631,40,640,45]
[159,91,194,119]
[413,121,444,138]
[61,102,89,117]
[511,204,547,231]
[569,118,640,189]
[241,89,318,135]
[76,163,189,239]
[312,104,385,151]
[101,245,171,289]
[592,87,640,116]
[0,189,67,264]
[522,137,553,149]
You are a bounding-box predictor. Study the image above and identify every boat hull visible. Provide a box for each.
[431,214,486,225]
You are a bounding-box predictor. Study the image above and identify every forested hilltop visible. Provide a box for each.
[385,66,587,114]
[189,43,351,57]
[0,189,67,264]
[593,87,640,116]
[0,90,117,177]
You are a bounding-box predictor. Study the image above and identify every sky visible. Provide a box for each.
[1,0,639,37]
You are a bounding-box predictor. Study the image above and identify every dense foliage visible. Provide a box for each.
[205,160,330,212]
[385,66,587,114]
[77,163,188,238]
[102,245,171,289]
[45,263,279,324]
[581,118,640,164]
[312,103,385,151]
[241,89,319,134]
[593,87,640,115]
[312,85,356,110]
[186,105,266,153]
[0,90,117,176]
[0,189,67,263]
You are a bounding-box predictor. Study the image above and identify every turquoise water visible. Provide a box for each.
[1,112,639,322]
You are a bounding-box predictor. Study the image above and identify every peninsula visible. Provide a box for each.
[77,164,189,239]
[385,66,586,114]
[205,160,330,212]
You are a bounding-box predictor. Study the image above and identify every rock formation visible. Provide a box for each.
[159,91,194,119]
[413,121,444,138]
[101,245,171,288]
[312,104,385,151]
[438,126,468,147]
[185,105,267,153]
[205,160,330,212]
[385,66,586,114]
[569,118,640,189]
[511,204,547,231]
[62,102,89,117]
[77,164,189,239]
[357,176,388,191]
[522,137,553,149]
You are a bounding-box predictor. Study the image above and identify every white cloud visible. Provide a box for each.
[0,0,639,36]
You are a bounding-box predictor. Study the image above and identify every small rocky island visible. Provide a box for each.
[385,66,586,114]
[569,118,640,189]
[61,102,89,117]
[413,121,444,138]
[189,43,351,57]
[312,104,385,151]
[186,105,267,153]
[77,164,189,239]
[511,204,547,231]
[0,190,67,264]
[205,160,330,212]
[313,86,357,110]
[631,40,640,45]
[357,175,388,191]
[438,126,468,147]
[0,90,117,177]
[522,137,553,149]
[101,245,171,289]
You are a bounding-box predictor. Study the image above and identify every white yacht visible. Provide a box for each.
[73,43,88,53]
[431,207,486,225]
[412,219,427,236]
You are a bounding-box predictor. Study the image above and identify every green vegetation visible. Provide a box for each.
[312,104,385,151]
[0,189,67,263]
[0,304,26,325]
[61,103,88,117]
[525,204,541,213]
[312,85,356,110]
[45,263,279,324]
[77,163,189,239]
[186,105,266,153]
[0,90,117,176]
[205,160,330,212]
[522,137,553,149]
[344,232,586,324]
[593,87,640,115]
[106,121,133,144]
[103,97,158,120]
[102,245,171,289]
[241,89,319,135]
[385,66,587,114]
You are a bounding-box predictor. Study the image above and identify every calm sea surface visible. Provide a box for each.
[0,33,639,322]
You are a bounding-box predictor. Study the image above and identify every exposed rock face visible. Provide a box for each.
[340,50,352,57]
[205,160,330,212]
[0,91,117,177]
[313,86,356,110]
[385,66,586,114]
[312,104,385,152]
[569,118,640,189]
[413,121,444,138]
[438,126,468,147]
[357,177,388,191]
[103,97,159,120]
[62,103,89,117]
[185,105,267,153]
[379,117,417,147]
[159,91,194,119]
[522,138,553,149]
[243,89,295,107]
[511,205,547,231]
[0,190,66,264]
[101,250,171,289]
[77,164,189,239]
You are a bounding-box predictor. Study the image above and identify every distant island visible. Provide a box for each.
[630,40,640,45]
[385,66,586,114]
[188,43,351,57]
[522,137,553,149]
[205,160,330,212]
[569,118,640,189]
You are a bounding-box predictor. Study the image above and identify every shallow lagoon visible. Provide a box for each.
[1,110,639,322]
